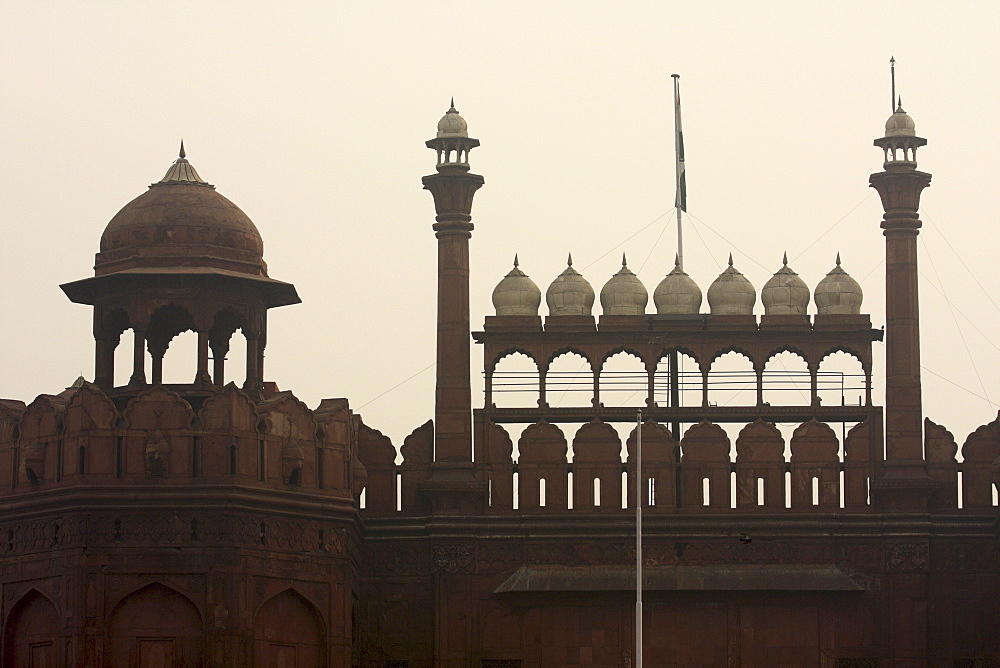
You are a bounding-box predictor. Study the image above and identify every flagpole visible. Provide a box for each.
[635,408,643,668]
[672,73,685,272]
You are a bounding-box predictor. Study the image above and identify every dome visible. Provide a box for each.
[600,255,648,316]
[436,99,469,138]
[653,256,702,314]
[814,254,863,314]
[707,255,756,315]
[761,253,810,315]
[885,102,916,137]
[96,147,266,277]
[492,255,542,316]
[546,254,595,316]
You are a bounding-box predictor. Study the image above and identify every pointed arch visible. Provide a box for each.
[254,588,326,667]
[3,588,58,668]
[106,582,203,668]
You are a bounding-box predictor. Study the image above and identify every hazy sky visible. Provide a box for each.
[3,1,999,449]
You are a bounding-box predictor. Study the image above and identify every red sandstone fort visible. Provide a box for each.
[0,94,997,666]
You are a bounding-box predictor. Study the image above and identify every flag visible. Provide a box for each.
[673,75,687,212]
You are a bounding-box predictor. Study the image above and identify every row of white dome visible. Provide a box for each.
[492,253,863,317]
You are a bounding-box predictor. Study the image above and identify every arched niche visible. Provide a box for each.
[762,350,811,406]
[598,350,647,408]
[490,351,539,409]
[708,349,756,408]
[545,350,593,408]
[253,589,326,667]
[3,589,58,668]
[106,582,203,667]
[654,349,700,409]
[817,349,868,407]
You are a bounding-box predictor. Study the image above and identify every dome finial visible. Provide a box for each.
[450,96,455,111]
[836,252,842,267]
[567,253,573,267]
[179,140,186,160]
[728,253,734,267]
[674,253,680,268]
[622,252,628,267]
[513,253,519,268]
[782,251,788,266]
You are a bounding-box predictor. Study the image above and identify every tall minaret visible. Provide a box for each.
[869,84,931,481]
[422,101,484,468]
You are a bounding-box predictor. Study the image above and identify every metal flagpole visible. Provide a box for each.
[635,408,643,668]
[672,73,685,272]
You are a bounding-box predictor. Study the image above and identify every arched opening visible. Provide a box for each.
[491,352,539,409]
[3,589,58,668]
[210,310,249,387]
[598,351,647,407]
[546,351,593,408]
[817,350,867,407]
[654,350,700,408]
[146,304,196,385]
[254,589,326,667]
[708,350,756,407]
[115,329,146,387]
[106,583,203,667]
[762,350,811,406]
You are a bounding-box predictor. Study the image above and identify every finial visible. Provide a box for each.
[513,253,519,268]
[449,96,456,111]
[622,252,628,267]
[179,140,186,160]
[836,252,842,267]
[728,253,734,267]
[567,253,573,267]
[890,56,896,114]
[782,251,788,266]
[674,253,680,267]
[897,96,904,112]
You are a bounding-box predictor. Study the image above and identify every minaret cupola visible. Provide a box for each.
[546,254,595,316]
[427,98,480,167]
[599,255,648,316]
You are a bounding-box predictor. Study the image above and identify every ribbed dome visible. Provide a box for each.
[436,99,469,138]
[814,254,863,314]
[653,256,702,314]
[546,254,595,316]
[600,255,648,316]
[707,255,756,315]
[761,253,810,315]
[885,102,916,137]
[96,147,266,277]
[492,255,542,316]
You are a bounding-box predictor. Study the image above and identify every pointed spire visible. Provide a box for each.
[897,96,904,112]
[449,96,456,111]
[567,253,573,267]
[179,139,186,159]
[621,252,628,267]
[674,253,680,267]
[728,253,734,267]
[513,253,519,268]
[836,252,842,267]
[782,251,788,266]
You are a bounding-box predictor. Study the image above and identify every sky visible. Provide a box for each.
[3,1,1000,451]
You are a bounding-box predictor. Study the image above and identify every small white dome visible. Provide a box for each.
[546,254,595,316]
[814,254,863,314]
[707,255,756,315]
[437,99,469,138]
[600,255,648,316]
[653,256,702,314]
[761,253,810,315]
[885,102,916,137]
[492,255,541,316]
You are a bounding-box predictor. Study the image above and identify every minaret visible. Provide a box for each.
[422,101,484,471]
[869,83,932,483]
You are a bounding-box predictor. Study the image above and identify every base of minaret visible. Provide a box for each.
[417,462,488,514]
[871,468,943,512]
